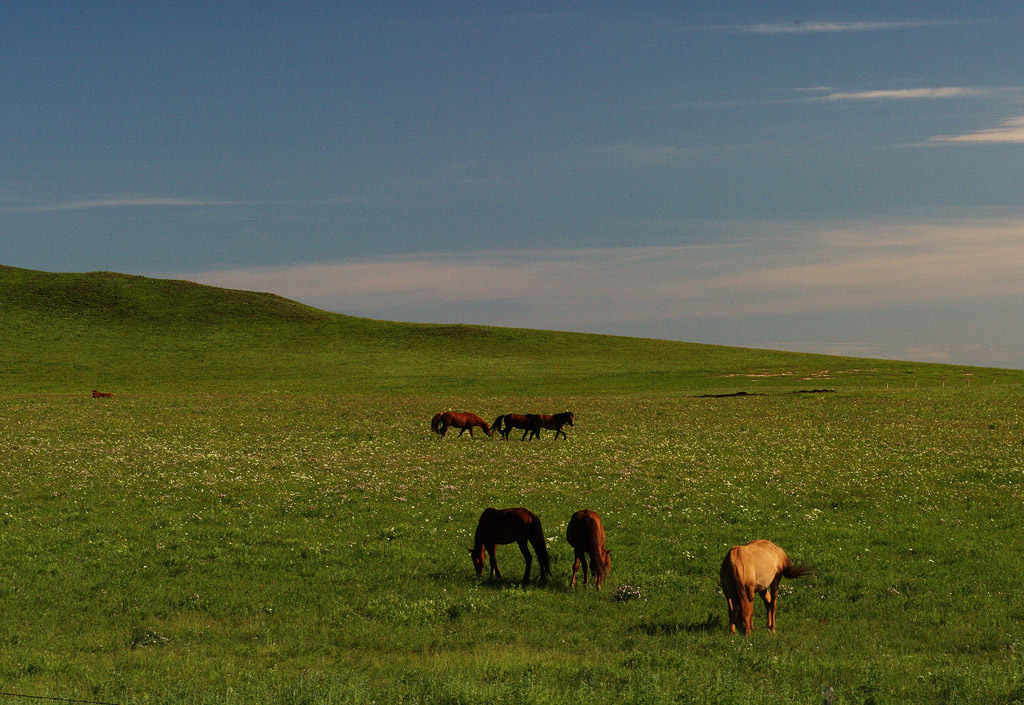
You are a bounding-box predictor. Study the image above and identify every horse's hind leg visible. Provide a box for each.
[570,553,582,587]
[740,588,756,634]
[766,577,782,631]
[571,551,588,586]
[517,540,532,585]
[725,597,738,633]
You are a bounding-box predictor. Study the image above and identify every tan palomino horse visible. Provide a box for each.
[566,509,611,589]
[719,539,813,634]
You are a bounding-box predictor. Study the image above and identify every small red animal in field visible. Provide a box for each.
[92,390,113,398]
[566,509,611,589]
[430,411,492,437]
[719,539,813,635]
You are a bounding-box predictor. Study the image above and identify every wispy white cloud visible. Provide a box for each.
[816,87,992,101]
[740,20,945,35]
[928,115,1024,143]
[176,219,1024,327]
[1,197,249,214]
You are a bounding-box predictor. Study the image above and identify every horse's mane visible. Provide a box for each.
[529,515,551,578]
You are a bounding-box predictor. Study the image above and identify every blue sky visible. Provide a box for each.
[4,2,1024,368]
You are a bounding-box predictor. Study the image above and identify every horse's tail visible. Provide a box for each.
[592,545,609,584]
[720,547,742,594]
[491,416,504,434]
[530,515,551,580]
[782,559,814,580]
[430,413,443,434]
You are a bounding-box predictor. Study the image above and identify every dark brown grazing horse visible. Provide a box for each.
[491,414,538,441]
[92,390,113,398]
[719,539,814,635]
[525,411,574,440]
[431,411,492,437]
[469,507,551,585]
[566,509,611,589]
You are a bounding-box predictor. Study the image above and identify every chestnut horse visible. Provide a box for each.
[566,509,611,589]
[431,411,492,437]
[469,507,550,585]
[719,539,813,635]
[525,411,574,440]
[92,390,113,398]
[491,414,537,441]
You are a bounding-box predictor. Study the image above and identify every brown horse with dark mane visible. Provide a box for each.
[566,509,611,589]
[719,539,814,635]
[92,390,113,398]
[525,411,574,440]
[469,507,551,585]
[491,414,537,441]
[431,412,492,437]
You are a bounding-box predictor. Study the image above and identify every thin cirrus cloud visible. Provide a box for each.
[740,20,946,34]
[929,115,1024,143]
[178,219,1024,327]
[1,198,248,214]
[814,87,994,101]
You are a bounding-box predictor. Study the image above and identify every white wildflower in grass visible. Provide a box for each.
[612,585,645,603]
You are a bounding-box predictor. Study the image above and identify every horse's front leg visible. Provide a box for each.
[517,540,532,585]
[486,544,501,579]
[757,589,773,631]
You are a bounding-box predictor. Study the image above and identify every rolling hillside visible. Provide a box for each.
[1,264,1018,395]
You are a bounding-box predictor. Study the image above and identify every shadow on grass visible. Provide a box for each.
[635,612,723,635]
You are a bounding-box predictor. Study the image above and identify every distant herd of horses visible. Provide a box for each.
[430,410,574,440]
[471,505,813,635]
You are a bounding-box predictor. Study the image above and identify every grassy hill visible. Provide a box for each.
[1,265,1013,396]
[2,266,1024,704]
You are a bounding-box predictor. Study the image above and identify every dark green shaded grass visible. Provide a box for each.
[1,265,1012,397]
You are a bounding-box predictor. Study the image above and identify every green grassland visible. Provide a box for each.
[1,265,1023,704]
